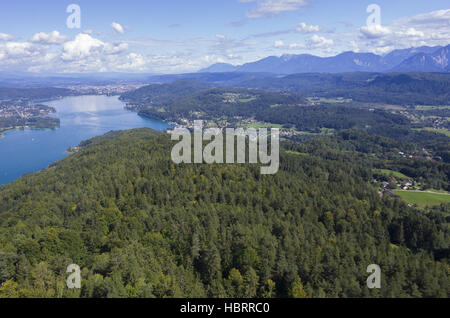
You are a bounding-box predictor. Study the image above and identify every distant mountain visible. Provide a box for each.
[383,46,443,68]
[204,52,389,74]
[200,63,238,73]
[392,45,450,72]
[199,45,450,74]
[238,54,323,73]
[320,52,387,72]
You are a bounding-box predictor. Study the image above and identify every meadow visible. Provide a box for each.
[394,190,450,207]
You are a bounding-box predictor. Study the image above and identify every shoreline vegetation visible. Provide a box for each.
[0,101,60,139]
[0,118,60,139]
[0,87,77,140]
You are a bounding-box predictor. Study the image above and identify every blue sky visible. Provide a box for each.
[0,0,448,73]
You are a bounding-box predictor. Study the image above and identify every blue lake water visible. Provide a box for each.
[0,95,169,185]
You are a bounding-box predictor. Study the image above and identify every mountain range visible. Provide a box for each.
[200,45,450,74]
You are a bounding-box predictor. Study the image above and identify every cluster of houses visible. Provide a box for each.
[379,178,416,200]
[0,102,51,119]
[222,93,242,103]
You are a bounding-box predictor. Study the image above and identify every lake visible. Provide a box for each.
[0,95,170,185]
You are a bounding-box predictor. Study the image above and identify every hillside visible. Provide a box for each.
[135,73,450,106]
[240,72,450,105]
[392,46,450,72]
[120,80,211,104]
[0,129,448,298]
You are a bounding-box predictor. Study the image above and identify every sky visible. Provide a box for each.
[0,0,449,74]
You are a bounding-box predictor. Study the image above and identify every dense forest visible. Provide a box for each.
[0,117,60,134]
[287,130,450,191]
[135,72,450,106]
[120,80,450,164]
[239,73,450,105]
[0,129,448,298]
[121,82,408,130]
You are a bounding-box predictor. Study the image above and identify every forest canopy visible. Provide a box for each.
[0,129,448,298]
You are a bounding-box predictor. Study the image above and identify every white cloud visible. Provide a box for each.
[372,46,396,55]
[31,31,68,45]
[241,0,309,18]
[274,40,285,48]
[62,34,105,61]
[349,40,360,53]
[111,22,125,34]
[1,42,38,58]
[0,41,42,67]
[273,36,335,53]
[273,40,304,49]
[61,34,128,61]
[306,35,333,48]
[296,22,320,33]
[403,9,450,25]
[359,25,391,39]
[211,34,250,57]
[357,9,450,54]
[104,42,129,55]
[0,33,13,41]
[117,53,146,71]
[397,28,425,38]
[0,31,135,73]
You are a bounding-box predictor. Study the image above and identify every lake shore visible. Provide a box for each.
[0,95,169,185]
[0,123,60,139]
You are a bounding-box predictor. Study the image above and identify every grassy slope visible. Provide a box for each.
[394,190,450,207]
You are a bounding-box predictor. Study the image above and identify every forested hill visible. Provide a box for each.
[0,129,449,298]
[119,80,211,104]
[122,73,450,106]
[240,72,450,105]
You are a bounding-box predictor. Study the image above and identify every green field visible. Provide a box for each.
[247,122,283,129]
[297,128,335,136]
[414,128,450,137]
[393,190,450,207]
[239,97,257,103]
[374,169,411,179]
[376,104,406,110]
[307,97,352,104]
[415,105,450,110]
[285,150,309,156]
